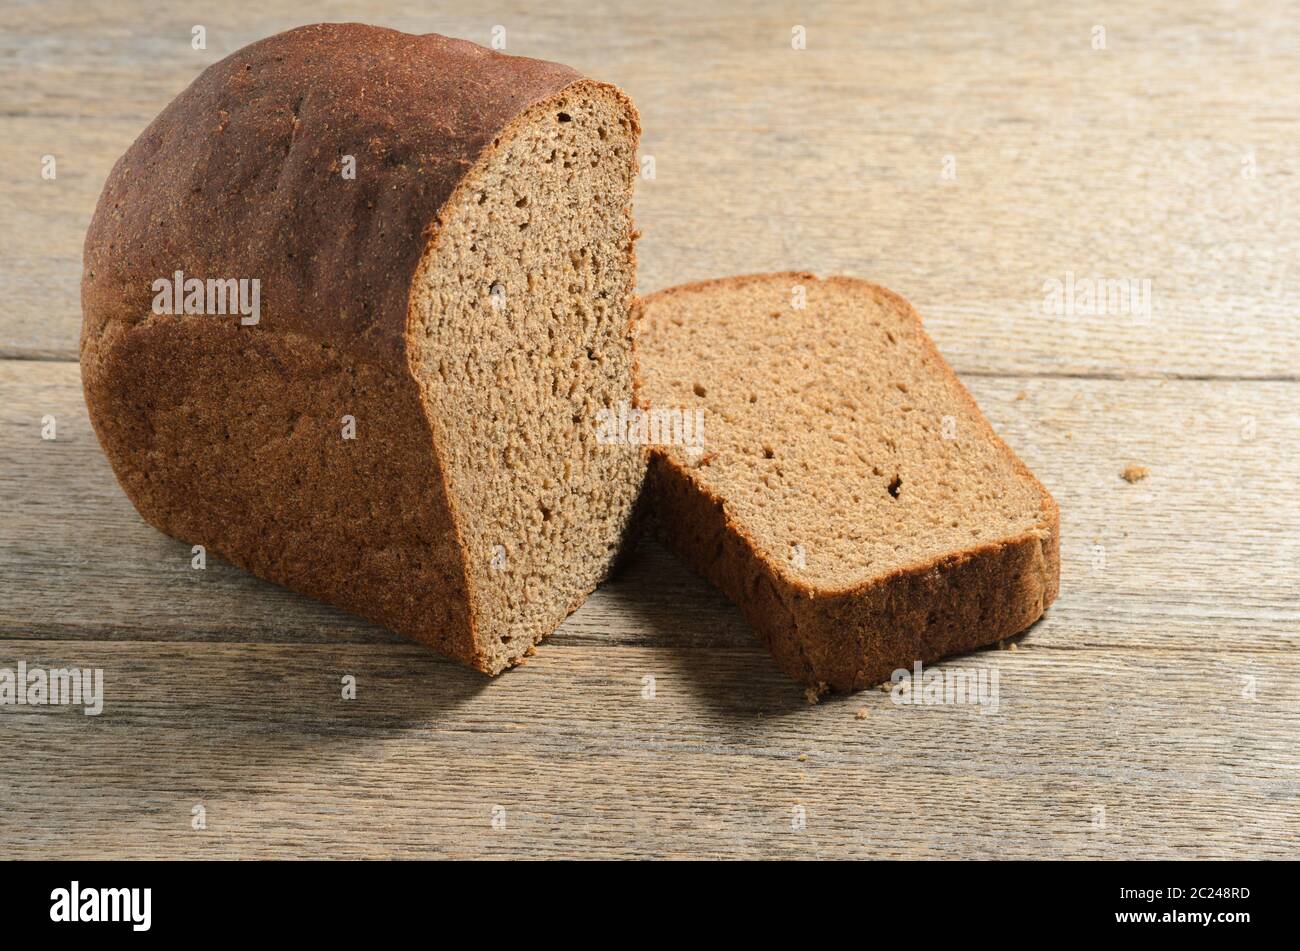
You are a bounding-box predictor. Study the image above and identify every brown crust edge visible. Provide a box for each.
[636,272,1060,691]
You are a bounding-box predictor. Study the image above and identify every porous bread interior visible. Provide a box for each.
[410,84,643,673]
[637,275,1050,591]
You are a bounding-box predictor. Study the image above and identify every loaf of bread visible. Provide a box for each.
[636,274,1060,691]
[80,23,644,673]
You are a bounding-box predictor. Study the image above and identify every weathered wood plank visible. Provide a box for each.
[1,640,1295,859]
[2,361,1296,654]
[1,0,1296,373]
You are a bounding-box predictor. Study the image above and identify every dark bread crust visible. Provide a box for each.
[82,23,584,363]
[638,273,1060,692]
[80,23,620,672]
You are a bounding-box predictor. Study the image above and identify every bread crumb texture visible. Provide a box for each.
[638,274,1050,589]
[411,86,643,673]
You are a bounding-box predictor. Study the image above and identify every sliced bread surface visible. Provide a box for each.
[636,273,1060,691]
[80,24,643,674]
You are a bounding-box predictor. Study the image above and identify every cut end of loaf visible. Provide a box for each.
[637,273,1059,690]
[410,81,644,674]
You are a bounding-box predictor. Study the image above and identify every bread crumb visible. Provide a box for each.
[797,753,808,762]
[997,639,1006,650]
[877,681,892,693]
[1121,464,1149,483]
[855,707,869,720]
[803,682,828,705]
[1014,391,1026,401]
[1008,642,1019,652]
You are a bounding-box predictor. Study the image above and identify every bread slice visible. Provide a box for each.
[80,24,644,674]
[635,273,1060,692]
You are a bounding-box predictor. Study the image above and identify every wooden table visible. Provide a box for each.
[2,0,1296,859]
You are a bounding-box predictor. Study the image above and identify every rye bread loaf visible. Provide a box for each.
[80,23,644,674]
[635,273,1060,692]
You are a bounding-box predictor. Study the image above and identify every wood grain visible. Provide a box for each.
[1,639,1296,859]
[0,0,1296,859]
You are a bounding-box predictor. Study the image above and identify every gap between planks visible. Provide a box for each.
[3,352,1297,384]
